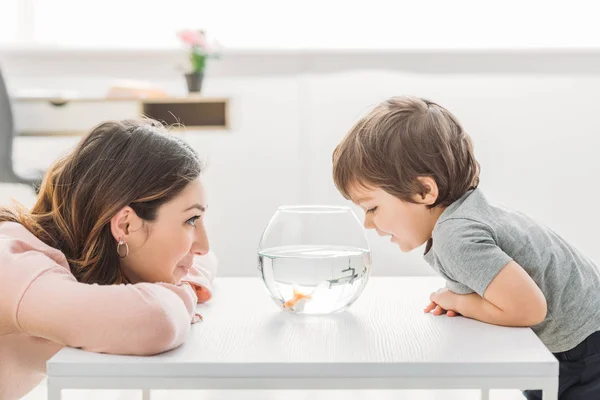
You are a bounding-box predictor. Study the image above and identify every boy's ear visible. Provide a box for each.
[414,176,439,206]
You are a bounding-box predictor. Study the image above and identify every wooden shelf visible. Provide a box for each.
[12,96,230,136]
[142,98,229,130]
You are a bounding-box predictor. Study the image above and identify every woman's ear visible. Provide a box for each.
[414,176,439,206]
[110,206,142,242]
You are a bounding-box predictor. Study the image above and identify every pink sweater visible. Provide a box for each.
[0,222,217,400]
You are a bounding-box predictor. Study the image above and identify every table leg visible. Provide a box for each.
[481,388,490,400]
[142,389,151,400]
[542,378,559,400]
[47,379,62,400]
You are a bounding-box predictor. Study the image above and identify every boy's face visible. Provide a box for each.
[348,182,444,253]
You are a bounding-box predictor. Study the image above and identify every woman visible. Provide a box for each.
[0,119,217,399]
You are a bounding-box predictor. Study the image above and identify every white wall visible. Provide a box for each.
[5,0,600,48]
[2,49,600,277]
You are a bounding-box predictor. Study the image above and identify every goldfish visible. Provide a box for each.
[283,287,312,312]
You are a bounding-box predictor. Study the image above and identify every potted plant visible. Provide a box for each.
[177,29,220,94]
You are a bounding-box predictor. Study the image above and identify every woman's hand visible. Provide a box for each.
[196,285,211,302]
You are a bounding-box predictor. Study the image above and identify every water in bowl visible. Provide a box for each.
[258,245,372,314]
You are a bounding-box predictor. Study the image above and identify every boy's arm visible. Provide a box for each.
[430,218,547,327]
[432,261,547,326]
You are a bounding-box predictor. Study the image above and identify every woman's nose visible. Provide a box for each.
[192,223,210,255]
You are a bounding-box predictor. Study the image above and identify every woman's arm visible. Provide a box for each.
[15,253,198,356]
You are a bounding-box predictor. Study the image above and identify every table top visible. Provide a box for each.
[47,276,557,379]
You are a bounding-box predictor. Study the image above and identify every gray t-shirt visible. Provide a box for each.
[423,188,600,352]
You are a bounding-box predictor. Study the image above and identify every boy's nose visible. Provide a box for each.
[363,214,376,230]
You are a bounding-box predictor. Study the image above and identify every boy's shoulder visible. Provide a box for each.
[431,187,534,250]
[431,187,550,254]
[439,188,488,220]
[433,188,494,236]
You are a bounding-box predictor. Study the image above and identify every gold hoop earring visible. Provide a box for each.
[117,238,129,258]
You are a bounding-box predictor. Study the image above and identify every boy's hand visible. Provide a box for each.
[424,301,459,317]
[424,288,460,317]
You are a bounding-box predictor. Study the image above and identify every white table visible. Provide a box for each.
[47,277,558,400]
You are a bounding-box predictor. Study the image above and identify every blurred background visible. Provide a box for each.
[1,0,600,279]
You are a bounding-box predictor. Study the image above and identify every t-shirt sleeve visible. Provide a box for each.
[434,218,513,297]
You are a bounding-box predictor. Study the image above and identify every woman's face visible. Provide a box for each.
[112,176,210,284]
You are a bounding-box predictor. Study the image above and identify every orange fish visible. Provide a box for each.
[283,288,312,311]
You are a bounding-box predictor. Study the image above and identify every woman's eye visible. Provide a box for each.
[366,206,378,214]
[186,215,201,226]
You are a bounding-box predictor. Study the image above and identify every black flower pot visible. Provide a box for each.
[185,72,204,93]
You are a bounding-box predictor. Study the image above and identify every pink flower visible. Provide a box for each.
[177,29,207,48]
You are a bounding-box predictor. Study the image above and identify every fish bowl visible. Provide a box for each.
[257,205,372,314]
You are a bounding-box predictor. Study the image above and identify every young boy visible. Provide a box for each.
[332,96,600,400]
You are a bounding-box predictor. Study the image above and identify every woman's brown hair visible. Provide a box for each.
[0,119,202,285]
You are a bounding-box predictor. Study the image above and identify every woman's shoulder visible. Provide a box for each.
[0,221,70,270]
[0,221,48,251]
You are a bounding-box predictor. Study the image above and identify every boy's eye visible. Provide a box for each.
[366,206,378,214]
[186,215,202,226]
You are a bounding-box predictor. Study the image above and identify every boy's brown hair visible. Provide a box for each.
[332,96,480,208]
